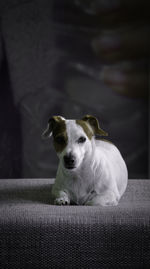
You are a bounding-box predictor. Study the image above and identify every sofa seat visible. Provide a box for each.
[0,179,150,268]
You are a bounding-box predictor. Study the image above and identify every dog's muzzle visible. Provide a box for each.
[63,153,76,169]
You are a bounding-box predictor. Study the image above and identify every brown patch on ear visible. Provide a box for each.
[96,138,113,144]
[42,116,68,153]
[52,117,68,153]
[42,116,61,139]
[82,115,108,136]
[76,120,93,140]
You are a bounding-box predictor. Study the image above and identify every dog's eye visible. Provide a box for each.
[77,136,86,143]
[55,136,65,144]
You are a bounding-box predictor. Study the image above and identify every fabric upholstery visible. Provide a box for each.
[0,179,150,268]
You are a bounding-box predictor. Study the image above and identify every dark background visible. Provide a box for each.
[0,0,149,179]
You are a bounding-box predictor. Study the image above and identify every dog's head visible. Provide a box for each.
[42,115,107,171]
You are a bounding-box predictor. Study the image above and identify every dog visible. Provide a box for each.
[42,115,128,206]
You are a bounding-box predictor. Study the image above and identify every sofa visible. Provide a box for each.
[0,178,150,268]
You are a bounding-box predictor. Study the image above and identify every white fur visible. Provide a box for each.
[52,120,128,206]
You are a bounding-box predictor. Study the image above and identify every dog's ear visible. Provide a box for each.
[42,116,64,139]
[82,115,108,136]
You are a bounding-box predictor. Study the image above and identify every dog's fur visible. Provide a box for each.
[42,115,128,206]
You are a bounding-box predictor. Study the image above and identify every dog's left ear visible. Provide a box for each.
[42,116,64,139]
[82,115,108,136]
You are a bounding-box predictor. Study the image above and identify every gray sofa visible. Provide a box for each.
[0,178,150,268]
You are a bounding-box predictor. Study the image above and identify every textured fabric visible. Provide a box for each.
[0,179,150,268]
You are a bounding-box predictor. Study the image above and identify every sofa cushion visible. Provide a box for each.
[0,179,150,268]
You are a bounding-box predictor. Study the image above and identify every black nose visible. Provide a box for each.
[64,154,75,168]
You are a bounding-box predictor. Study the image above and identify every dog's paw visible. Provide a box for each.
[85,200,95,206]
[54,197,70,206]
[85,191,119,206]
[100,198,118,206]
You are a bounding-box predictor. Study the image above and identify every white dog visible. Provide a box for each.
[42,115,128,206]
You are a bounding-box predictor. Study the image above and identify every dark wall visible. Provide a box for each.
[0,0,149,178]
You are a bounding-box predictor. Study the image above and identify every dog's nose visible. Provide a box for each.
[64,154,75,168]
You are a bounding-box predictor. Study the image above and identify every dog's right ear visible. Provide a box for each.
[42,116,63,139]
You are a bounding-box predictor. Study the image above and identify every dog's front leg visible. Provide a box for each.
[54,190,70,206]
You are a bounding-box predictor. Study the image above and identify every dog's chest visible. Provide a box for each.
[66,171,94,205]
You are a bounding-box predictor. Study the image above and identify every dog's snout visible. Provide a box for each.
[64,153,76,169]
